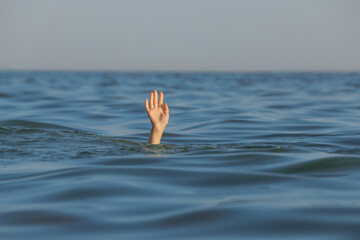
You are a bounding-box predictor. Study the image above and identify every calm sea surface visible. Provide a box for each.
[1,72,360,240]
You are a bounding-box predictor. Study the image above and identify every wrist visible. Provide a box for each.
[149,125,166,144]
[152,124,166,132]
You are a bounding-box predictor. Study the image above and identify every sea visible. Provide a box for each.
[0,71,360,240]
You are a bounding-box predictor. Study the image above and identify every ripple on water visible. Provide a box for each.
[0,209,86,226]
[268,156,360,177]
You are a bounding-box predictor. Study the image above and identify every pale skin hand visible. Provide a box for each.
[145,90,169,144]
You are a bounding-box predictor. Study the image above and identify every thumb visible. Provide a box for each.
[164,102,169,115]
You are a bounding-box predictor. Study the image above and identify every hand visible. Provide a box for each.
[145,90,169,144]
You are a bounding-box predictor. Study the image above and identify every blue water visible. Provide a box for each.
[1,72,360,240]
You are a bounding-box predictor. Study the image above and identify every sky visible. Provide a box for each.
[0,0,359,71]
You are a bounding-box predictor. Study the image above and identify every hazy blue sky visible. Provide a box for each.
[0,0,359,71]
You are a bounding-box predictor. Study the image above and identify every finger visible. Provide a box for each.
[159,92,164,108]
[150,92,154,109]
[154,90,158,108]
[164,102,169,115]
[145,99,150,112]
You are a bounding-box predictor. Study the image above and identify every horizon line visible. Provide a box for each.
[0,69,359,74]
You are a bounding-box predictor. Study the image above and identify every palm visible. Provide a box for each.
[145,90,169,129]
[148,107,168,127]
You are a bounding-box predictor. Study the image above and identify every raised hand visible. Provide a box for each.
[145,90,169,144]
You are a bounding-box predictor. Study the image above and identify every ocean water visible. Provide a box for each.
[0,71,360,240]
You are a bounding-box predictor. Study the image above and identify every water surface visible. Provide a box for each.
[1,72,360,239]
